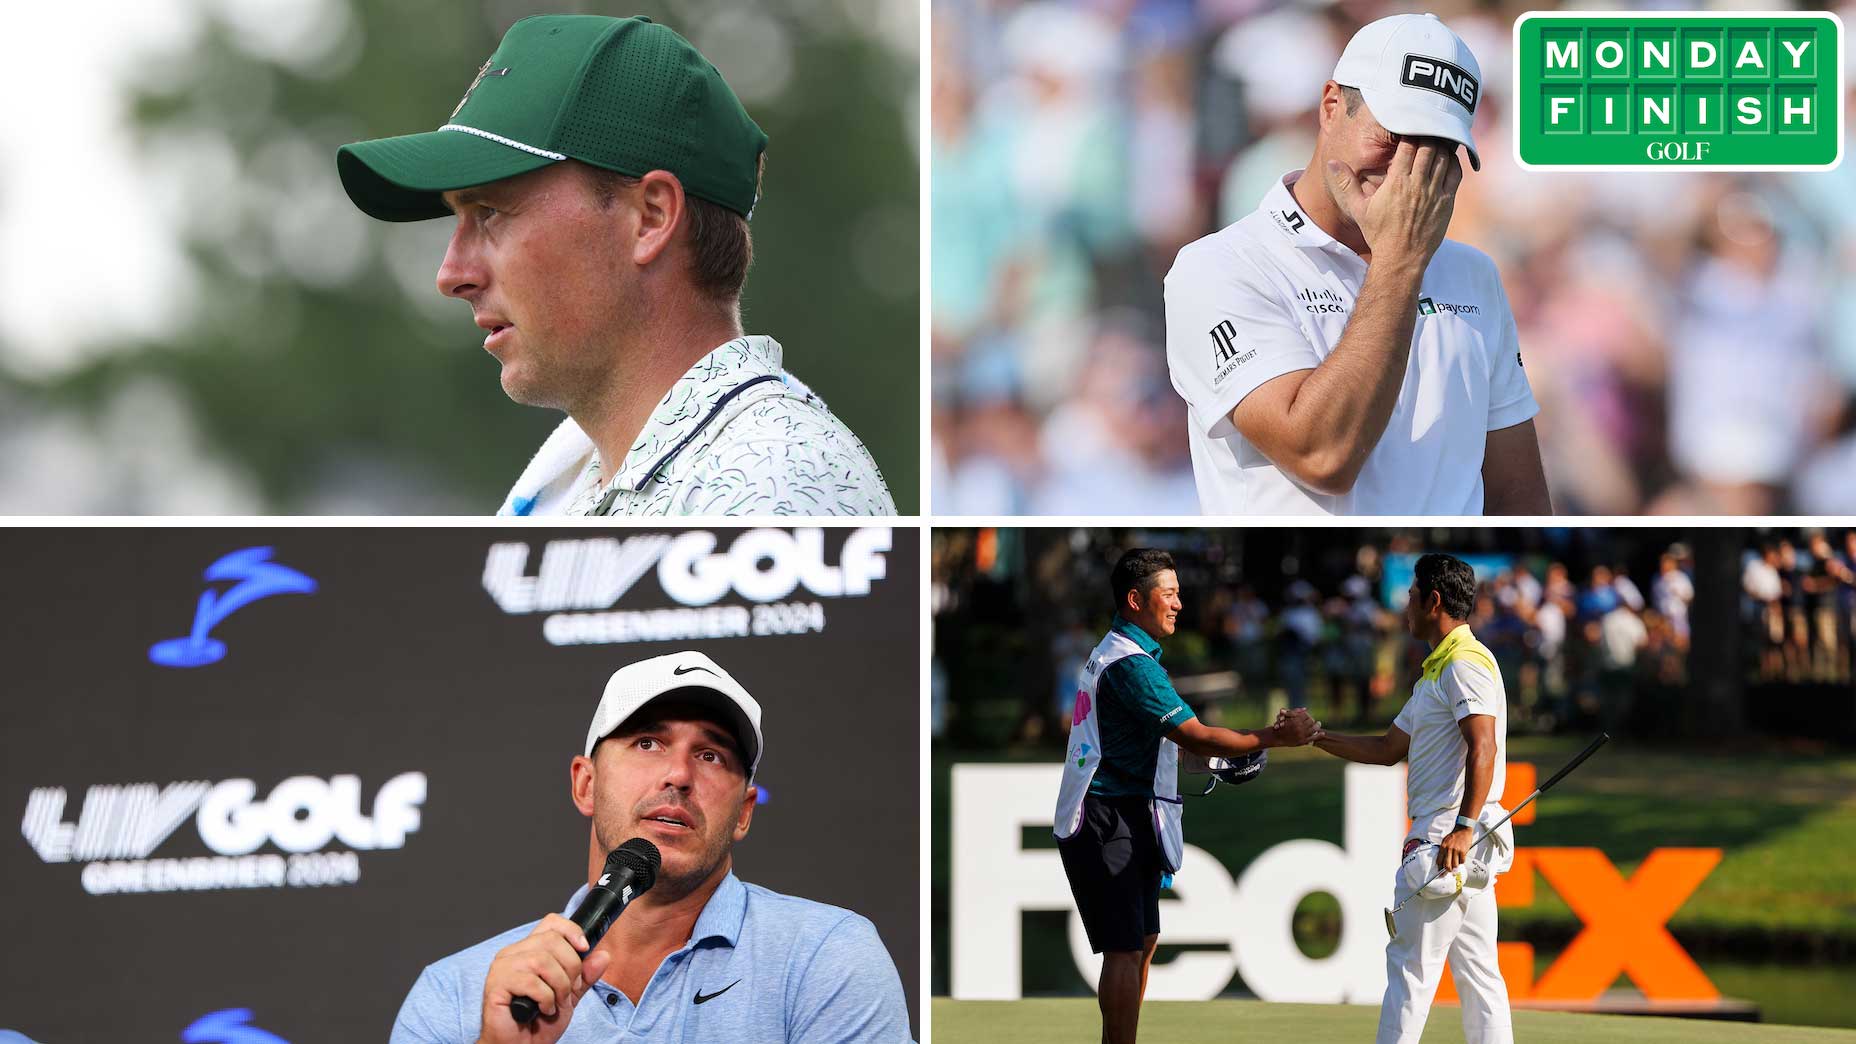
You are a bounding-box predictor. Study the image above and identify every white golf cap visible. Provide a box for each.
[584,651,763,779]
[1332,13,1483,171]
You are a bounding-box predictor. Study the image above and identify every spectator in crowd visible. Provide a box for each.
[1664,190,1833,516]
[1278,579,1323,706]
[1778,540,1810,682]
[1743,544,1786,680]
[1578,565,1622,622]
[1640,607,1688,688]
[1225,584,1273,701]
[1335,574,1385,725]
[1612,562,1645,613]
[1596,597,1650,733]
[1804,531,1847,681]
[1652,550,1696,650]
[1533,562,1574,724]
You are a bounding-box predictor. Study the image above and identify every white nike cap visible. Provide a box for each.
[1332,13,1483,171]
[585,651,763,779]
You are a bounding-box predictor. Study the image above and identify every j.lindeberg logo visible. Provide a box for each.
[1401,53,1479,114]
[1271,208,1307,236]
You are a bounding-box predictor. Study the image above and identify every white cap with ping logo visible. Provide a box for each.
[1332,13,1483,170]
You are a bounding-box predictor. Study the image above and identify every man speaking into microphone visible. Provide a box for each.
[389,651,912,1043]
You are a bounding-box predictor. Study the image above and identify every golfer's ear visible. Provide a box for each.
[1318,80,1345,133]
[570,754,597,816]
[735,784,756,840]
[632,170,685,267]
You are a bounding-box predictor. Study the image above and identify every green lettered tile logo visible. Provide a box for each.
[1515,12,1844,170]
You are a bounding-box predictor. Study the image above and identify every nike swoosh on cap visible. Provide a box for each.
[672,664,716,676]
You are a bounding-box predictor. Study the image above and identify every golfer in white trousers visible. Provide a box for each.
[1300,551,1513,1043]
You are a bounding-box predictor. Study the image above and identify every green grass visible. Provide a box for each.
[931,998,1856,1043]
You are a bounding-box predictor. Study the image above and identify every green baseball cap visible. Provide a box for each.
[337,15,768,222]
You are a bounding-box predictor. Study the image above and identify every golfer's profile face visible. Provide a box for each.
[1140,570,1182,637]
[435,162,633,411]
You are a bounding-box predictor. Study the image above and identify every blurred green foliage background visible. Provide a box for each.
[0,0,918,513]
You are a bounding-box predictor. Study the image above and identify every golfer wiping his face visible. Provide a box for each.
[1164,14,1550,516]
[1303,552,1513,1043]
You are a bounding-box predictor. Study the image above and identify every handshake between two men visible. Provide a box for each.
[1172,706,1325,793]
[1274,706,1324,747]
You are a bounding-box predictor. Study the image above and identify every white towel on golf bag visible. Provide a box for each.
[1393,805,1516,908]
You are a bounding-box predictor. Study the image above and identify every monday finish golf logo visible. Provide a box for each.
[1516,12,1844,170]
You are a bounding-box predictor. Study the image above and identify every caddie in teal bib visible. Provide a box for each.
[1052,549,1322,1044]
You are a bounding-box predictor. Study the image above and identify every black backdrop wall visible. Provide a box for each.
[0,526,919,1042]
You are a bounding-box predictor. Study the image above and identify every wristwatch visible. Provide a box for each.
[1454,815,1478,832]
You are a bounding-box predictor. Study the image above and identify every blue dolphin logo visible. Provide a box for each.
[181,1008,290,1044]
[149,547,318,668]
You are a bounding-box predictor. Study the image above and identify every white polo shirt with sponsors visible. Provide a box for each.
[1394,624,1507,820]
[1163,171,1538,515]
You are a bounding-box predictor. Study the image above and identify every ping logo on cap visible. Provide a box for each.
[1516,12,1843,170]
[1402,53,1479,114]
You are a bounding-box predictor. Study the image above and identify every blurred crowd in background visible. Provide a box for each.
[931,0,1856,515]
[1743,530,1856,684]
[931,527,1856,748]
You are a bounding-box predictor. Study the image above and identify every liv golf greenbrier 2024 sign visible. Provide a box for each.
[1516,12,1844,170]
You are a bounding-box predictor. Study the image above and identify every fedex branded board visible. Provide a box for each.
[0,528,918,1042]
[951,762,1720,1006]
[1516,12,1844,170]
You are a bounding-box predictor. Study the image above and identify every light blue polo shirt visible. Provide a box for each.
[390,873,912,1043]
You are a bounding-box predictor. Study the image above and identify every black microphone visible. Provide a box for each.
[510,837,661,1025]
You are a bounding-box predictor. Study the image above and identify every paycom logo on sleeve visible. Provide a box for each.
[1515,12,1844,170]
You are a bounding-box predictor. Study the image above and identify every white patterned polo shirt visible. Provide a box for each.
[497,336,895,516]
